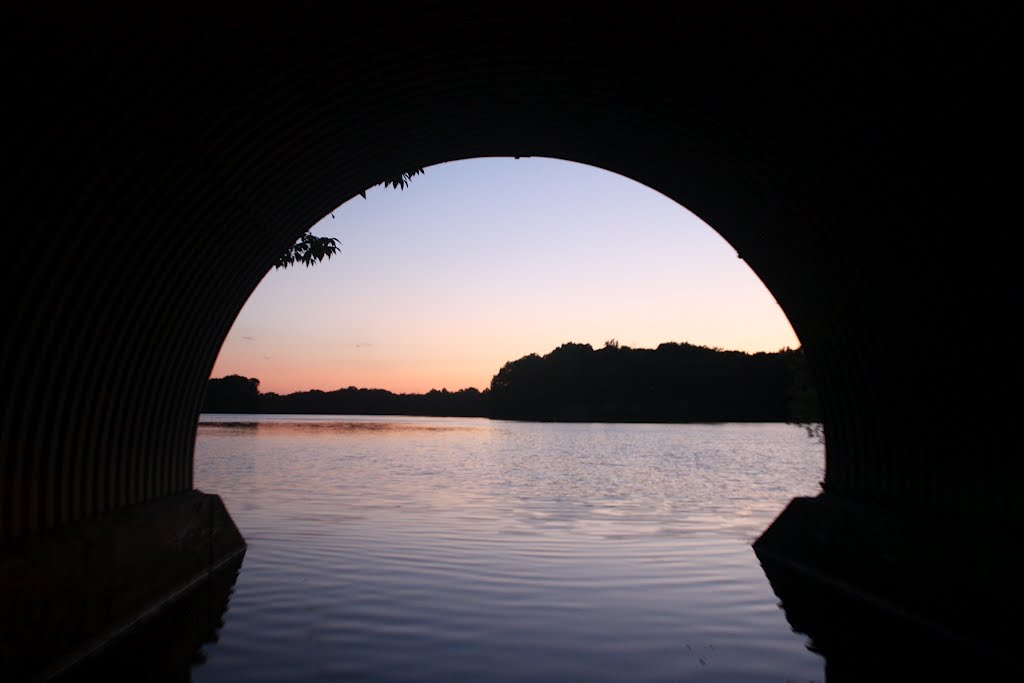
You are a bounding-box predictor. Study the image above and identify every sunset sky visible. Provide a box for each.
[210,157,801,395]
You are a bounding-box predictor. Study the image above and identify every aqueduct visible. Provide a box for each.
[2,3,1018,678]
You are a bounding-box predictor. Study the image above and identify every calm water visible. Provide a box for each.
[190,415,826,682]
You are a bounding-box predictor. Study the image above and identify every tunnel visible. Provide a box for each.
[1,3,1019,679]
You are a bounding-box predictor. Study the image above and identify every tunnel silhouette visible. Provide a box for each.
[2,3,1018,679]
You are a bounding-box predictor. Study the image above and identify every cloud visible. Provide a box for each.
[355,343,373,348]
[241,336,256,342]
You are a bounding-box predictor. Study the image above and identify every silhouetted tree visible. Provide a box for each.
[275,168,424,269]
[204,375,491,416]
[204,375,262,413]
[489,342,817,423]
[204,342,821,424]
[785,348,824,442]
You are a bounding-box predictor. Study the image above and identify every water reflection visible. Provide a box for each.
[51,546,1015,681]
[52,554,244,683]
[755,551,1014,679]
[61,418,835,681]
[199,415,480,435]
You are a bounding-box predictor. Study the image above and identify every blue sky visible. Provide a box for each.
[211,157,800,395]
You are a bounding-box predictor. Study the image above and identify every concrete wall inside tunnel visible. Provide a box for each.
[1,2,1020,675]
[3,3,1018,538]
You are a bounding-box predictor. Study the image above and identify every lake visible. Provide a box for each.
[187,415,826,682]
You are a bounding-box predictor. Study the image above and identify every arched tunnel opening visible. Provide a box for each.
[177,156,828,680]
[205,156,813,419]
[2,3,1019,680]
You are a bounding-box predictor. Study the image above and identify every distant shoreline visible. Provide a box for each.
[203,342,821,425]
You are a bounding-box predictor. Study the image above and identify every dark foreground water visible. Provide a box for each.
[176,416,826,682]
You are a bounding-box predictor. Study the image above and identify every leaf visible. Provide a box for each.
[277,168,421,268]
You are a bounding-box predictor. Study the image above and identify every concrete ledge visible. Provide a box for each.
[0,491,245,682]
[753,494,1020,675]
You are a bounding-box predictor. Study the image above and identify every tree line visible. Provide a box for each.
[202,377,486,417]
[204,341,820,424]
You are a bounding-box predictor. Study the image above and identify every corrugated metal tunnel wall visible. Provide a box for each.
[1,3,1018,541]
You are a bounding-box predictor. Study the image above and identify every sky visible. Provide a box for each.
[210,157,801,395]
